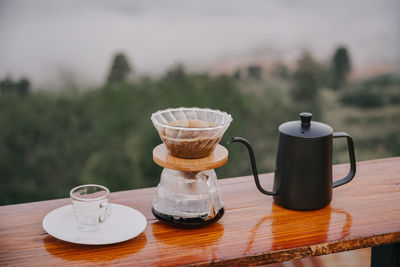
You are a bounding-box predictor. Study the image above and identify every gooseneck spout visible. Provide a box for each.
[228,137,277,195]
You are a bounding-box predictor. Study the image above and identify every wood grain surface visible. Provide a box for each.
[1,157,400,266]
[153,143,228,171]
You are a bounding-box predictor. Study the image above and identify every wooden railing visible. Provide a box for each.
[1,157,399,266]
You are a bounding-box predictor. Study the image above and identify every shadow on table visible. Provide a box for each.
[43,233,147,263]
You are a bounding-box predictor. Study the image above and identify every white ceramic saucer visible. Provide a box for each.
[43,203,146,245]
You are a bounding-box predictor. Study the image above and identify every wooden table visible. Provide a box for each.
[1,157,399,266]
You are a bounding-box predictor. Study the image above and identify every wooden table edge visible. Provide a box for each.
[187,232,400,266]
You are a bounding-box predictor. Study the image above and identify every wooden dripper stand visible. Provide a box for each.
[152,143,228,228]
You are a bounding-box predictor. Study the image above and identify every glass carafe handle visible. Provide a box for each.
[199,173,215,220]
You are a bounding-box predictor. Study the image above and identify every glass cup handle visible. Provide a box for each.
[99,202,111,223]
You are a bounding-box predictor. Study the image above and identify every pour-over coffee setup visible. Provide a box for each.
[150,108,357,228]
[151,107,232,227]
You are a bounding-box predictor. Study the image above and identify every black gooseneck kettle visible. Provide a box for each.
[229,112,356,210]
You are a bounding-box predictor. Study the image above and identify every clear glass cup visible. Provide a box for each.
[70,184,111,231]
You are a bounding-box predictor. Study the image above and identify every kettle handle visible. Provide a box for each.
[332,132,356,188]
[228,137,277,195]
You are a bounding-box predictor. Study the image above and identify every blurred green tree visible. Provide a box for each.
[247,65,262,79]
[332,46,351,90]
[291,52,322,117]
[272,62,290,79]
[17,78,31,95]
[291,52,320,101]
[0,77,13,94]
[0,77,31,95]
[232,69,241,80]
[165,64,186,81]
[106,53,132,85]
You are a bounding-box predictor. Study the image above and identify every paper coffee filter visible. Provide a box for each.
[151,107,232,159]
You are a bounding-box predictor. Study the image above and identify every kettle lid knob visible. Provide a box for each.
[279,112,333,138]
[300,112,312,125]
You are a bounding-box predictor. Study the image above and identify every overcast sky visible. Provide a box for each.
[0,0,399,88]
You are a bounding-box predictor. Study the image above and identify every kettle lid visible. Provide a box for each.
[279,112,333,138]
